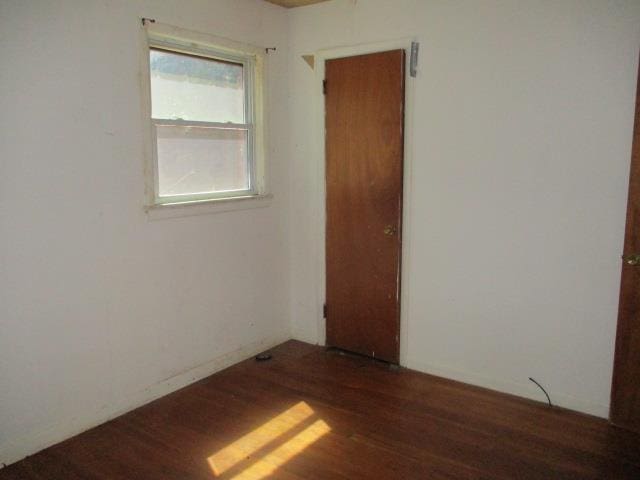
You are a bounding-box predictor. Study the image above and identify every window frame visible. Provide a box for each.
[142,23,267,209]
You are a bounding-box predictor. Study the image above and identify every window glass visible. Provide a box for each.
[150,49,245,124]
[156,125,249,197]
[148,44,256,203]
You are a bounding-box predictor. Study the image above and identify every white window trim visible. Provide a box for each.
[140,21,269,215]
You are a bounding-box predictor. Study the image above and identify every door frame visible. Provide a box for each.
[311,38,417,366]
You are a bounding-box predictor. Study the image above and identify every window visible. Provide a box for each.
[145,26,265,206]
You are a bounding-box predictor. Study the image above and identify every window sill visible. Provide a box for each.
[145,194,273,220]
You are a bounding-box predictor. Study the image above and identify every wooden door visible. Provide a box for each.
[325,50,405,364]
[611,58,640,433]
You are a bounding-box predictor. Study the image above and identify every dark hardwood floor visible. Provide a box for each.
[2,340,639,479]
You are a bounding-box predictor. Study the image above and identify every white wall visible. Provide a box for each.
[288,0,640,417]
[0,0,290,465]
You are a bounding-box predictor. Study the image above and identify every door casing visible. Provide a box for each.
[312,38,416,366]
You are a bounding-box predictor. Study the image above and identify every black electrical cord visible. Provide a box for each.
[529,377,552,407]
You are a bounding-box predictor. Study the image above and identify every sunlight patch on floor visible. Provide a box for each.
[208,401,330,479]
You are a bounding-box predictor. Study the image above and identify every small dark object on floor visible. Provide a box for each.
[255,353,272,362]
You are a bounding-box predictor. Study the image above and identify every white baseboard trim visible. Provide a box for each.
[0,334,291,467]
[404,357,610,419]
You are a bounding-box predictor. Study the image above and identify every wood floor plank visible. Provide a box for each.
[1,340,639,479]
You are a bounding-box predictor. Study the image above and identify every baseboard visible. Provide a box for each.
[405,357,610,419]
[0,334,291,467]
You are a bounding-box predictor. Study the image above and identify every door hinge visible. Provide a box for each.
[410,41,419,77]
[323,79,327,95]
[323,303,327,318]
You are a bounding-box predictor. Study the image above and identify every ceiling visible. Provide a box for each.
[264,0,330,8]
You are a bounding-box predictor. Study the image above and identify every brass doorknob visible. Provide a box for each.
[383,225,396,236]
[622,254,640,266]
